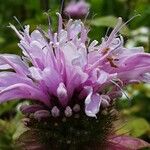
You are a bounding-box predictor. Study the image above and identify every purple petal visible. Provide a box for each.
[0,54,29,75]
[42,67,62,96]
[66,66,88,98]
[109,135,150,149]
[0,83,50,106]
[119,53,150,71]
[90,69,108,84]
[141,73,150,83]
[0,72,33,89]
[85,91,101,117]
[117,54,150,82]
[61,41,79,64]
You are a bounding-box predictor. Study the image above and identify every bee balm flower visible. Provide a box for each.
[64,0,90,19]
[0,14,150,119]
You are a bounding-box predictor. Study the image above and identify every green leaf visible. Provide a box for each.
[90,16,130,36]
[117,117,150,137]
[0,101,17,116]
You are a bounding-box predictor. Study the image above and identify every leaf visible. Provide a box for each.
[0,37,5,44]
[0,101,17,116]
[116,117,150,137]
[90,16,130,35]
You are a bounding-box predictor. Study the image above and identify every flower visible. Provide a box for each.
[0,14,150,119]
[64,0,90,18]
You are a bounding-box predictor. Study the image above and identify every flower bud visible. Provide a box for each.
[101,95,111,108]
[57,82,68,106]
[20,104,44,115]
[34,110,50,121]
[73,104,81,112]
[51,106,60,117]
[64,0,90,19]
[64,106,72,117]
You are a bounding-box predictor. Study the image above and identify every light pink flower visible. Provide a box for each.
[0,15,150,118]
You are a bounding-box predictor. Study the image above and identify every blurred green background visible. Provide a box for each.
[0,0,150,149]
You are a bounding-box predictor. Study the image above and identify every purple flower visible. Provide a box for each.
[0,15,150,118]
[64,0,90,18]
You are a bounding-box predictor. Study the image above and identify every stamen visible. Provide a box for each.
[66,19,73,40]
[9,23,23,40]
[106,17,122,44]
[102,47,110,55]
[56,13,63,34]
[83,11,89,24]
[44,12,53,41]
[105,27,111,39]
[60,0,65,15]
[107,57,118,68]
[110,80,130,101]
[13,16,24,30]
[117,14,141,34]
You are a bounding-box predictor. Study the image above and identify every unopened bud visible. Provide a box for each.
[64,106,72,117]
[57,82,68,106]
[51,106,60,117]
[73,104,81,112]
[34,110,50,121]
[20,104,44,115]
[101,95,110,108]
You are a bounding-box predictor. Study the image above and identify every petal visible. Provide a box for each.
[91,69,108,84]
[141,73,150,83]
[0,72,34,89]
[42,67,62,95]
[61,41,79,64]
[58,30,68,44]
[119,53,150,71]
[66,66,88,97]
[0,83,50,106]
[72,44,87,67]
[31,30,46,44]
[0,54,29,75]
[85,91,101,117]
[69,20,82,39]
[109,135,150,149]
[119,47,144,57]
[29,67,42,81]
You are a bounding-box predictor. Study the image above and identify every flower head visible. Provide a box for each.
[0,14,150,118]
[64,0,90,18]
